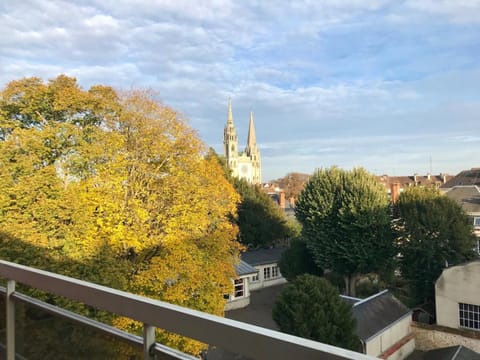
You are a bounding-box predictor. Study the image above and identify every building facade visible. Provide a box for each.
[436,260,480,332]
[442,184,480,255]
[342,290,415,360]
[223,100,261,185]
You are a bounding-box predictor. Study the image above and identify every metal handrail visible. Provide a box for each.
[0,260,377,360]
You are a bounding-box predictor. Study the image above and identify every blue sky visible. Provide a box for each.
[1,0,480,181]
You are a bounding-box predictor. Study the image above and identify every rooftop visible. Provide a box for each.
[442,168,480,189]
[444,186,480,213]
[241,247,286,266]
[350,290,411,341]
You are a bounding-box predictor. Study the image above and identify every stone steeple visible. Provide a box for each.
[245,111,257,156]
[227,98,234,126]
[223,99,238,176]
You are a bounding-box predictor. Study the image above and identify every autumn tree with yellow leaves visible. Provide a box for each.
[0,75,242,355]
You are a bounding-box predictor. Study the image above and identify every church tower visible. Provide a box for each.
[245,112,262,184]
[223,100,262,184]
[223,99,239,178]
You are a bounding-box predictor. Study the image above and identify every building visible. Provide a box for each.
[223,100,261,185]
[441,168,480,189]
[225,260,258,311]
[226,247,287,311]
[342,290,415,360]
[441,168,480,255]
[436,260,480,331]
[378,173,452,203]
[240,247,287,291]
[443,185,480,254]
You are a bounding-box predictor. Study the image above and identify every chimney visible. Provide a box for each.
[413,173,418,184]
[427,173,431,181]
[442,174,447,183]
[279,191,286,209]
[391,183,400,204]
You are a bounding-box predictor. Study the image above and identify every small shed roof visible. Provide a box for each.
[352,290,411,341]
[241,247,286,266]
[235,260,258,276]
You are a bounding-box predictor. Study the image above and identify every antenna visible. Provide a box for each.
[429,155,432,175]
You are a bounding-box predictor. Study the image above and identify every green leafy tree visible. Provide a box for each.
[273,274,359,351]
[207,149,295,248]
[234,177,295,248]
[295,167,394,296]
[396,187,477,309]
[278,237,323,281]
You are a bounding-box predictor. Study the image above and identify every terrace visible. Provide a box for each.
[0,260,377,360]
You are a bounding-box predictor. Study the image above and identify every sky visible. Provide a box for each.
[1,0,480,181]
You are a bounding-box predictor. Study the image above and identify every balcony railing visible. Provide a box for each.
[0,260,377,360]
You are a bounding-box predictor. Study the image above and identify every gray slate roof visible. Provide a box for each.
[234,260,258,276]
[423,345,480,360]
[351,290,411,341]
[241,247,286,266]
[445,186,480,213]
[442,169,480,189]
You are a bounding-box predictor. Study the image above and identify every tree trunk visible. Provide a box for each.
[344,274,358,297]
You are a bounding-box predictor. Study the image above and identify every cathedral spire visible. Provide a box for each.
[227,98,234,125]
[246,111,257,152]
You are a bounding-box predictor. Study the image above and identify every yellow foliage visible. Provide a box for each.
[0,76,241,355]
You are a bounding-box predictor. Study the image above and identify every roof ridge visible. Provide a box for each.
[452,345,462,360]
[353,289,389,307]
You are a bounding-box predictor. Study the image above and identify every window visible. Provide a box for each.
[263,267,271,280]
[474,217,480,228]
[251,274,259,282]
[264,266,281,280]
[459,303,480,330]
[234,278,244,298]
[272,266,279,278]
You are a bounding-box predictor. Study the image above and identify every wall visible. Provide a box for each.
[366,315,414,360]
[248,263,287,291]
[412,322,480,352]
[435,261,480,329]
[225,275,251,311]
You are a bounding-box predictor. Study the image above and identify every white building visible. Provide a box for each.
[436,260,480,331]
[342,290,415,359]
[225,260,258,311]
[241,247,287,291]
[226,248,287,311]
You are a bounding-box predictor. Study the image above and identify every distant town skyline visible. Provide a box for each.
[1,1,480,181]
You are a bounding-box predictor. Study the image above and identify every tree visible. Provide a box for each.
[272,274,359,351]
[207,149,296,248]
[234,177,296,248]
[278,237,323,281]
[274,172,310,199]
[0,76,242,355]
[295,167,394,296]
[396,187,477,309]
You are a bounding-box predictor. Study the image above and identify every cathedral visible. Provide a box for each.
[223,100,262,185]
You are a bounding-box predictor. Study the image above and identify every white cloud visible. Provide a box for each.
[1,0,480,180]
[405,0,480,24]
